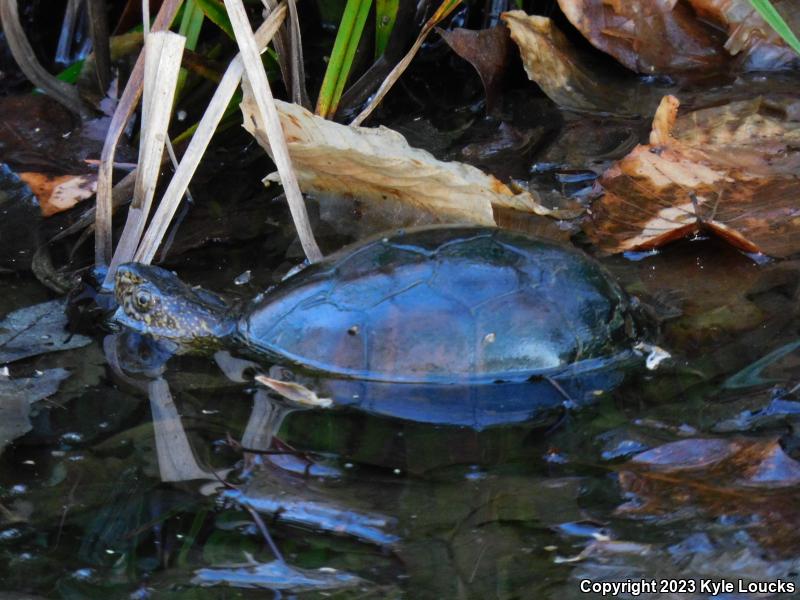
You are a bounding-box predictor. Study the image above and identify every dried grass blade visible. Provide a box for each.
[105,32,186,283]
[263,0,310,107]
[135,4,290,264]
[351,0,462,126]
[86,0,111,93]
[94,0,182,267]
[224,0,322,262]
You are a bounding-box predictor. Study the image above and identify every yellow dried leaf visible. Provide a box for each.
[501,11,633,115]
[240,94,551,226]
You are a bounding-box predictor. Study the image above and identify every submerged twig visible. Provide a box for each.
[244,504,286,564]
[224,0,322,262]
[0,0,88,117]
[134,3,290,264]
[94,0,181,267]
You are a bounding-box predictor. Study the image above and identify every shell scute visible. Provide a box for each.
[237,227,634,382]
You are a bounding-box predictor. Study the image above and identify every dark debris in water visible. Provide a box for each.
[0,367,69,454]
[0,300,91,363]
[0,299,91,364]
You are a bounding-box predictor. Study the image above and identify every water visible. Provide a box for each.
[2,51,800,596]
[1,232,799,599]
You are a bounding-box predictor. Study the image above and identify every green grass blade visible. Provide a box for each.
[375,0,398,58]
[176,0,206,97]
[179,0,205,48]
[749,0,800,55]
[56,60,85,84]
[195,0,235,40]
[315,0,373,118]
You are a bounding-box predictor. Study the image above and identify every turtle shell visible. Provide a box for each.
[236,226,635,383]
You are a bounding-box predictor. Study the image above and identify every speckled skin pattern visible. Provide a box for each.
[114,263,234,352]
[114,226,636,382]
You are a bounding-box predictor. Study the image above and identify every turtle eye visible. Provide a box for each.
[133,288,154,312]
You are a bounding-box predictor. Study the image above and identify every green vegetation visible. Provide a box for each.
[315,0,373,118]
[750,0,800,55]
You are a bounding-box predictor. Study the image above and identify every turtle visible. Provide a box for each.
[113,226,644,427]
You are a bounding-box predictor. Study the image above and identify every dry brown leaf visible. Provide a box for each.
[556,0,727,75]
[242,96,550,226]
[501,11,635,115]
[688,0,800,71]
[0,95,126,216]
[438,25,511,113]
[585,95,800,257]
[18,172,97,217]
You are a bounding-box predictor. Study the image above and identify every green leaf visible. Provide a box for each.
[56,60,85,84]
[749,0,800,56]
[195,0,235,40]
[176,0,206,98]
[315,0,373,118]
[179,0,205,49]
[375,0,398,58]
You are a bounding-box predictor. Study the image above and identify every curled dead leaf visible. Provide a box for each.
[438,25,511,113]
[501,11,636,115]
[240,95,552,227]
[556,0,727,75]
[619,437,800,553]
[585,95,800,257]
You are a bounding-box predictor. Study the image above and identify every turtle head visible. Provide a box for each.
[114,263,234,352]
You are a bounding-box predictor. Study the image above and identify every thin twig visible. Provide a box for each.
[86,0,111,92]
[263,0,310,108]
[244,504,286,564]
